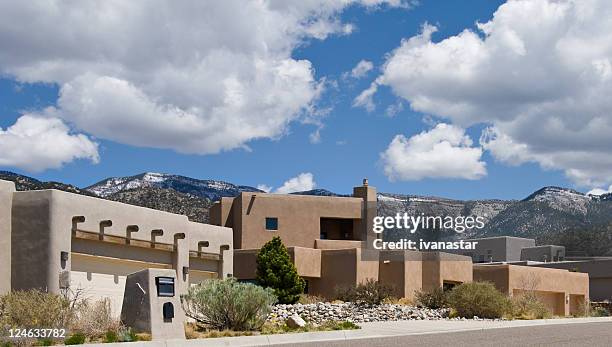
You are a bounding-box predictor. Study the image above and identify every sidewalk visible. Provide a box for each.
[85,317,612,347]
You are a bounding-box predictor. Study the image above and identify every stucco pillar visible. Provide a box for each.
[172,233,189,295]
[353,179,377,244]
[0,180,16,295]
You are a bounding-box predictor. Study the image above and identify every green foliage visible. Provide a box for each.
[104,330,118,343]
[261,320,360,335]
[448,282,512,319]
[181,278,277,331]
[64,333,86,345]
[511,293,551,319]
[256,237,306,304]
[591,306,611,317]
[415,288,449,309]
[116,327,138,342]
[334,279,394,305]
[35,339,54,346]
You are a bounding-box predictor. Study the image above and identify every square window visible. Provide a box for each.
[265,217,278,231]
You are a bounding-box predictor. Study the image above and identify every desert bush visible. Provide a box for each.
[448,282,511,319]
[64,333,86,345]
[334,279,393,305]
[256,237,305,304]
[181,278,277,331]
[0,290,73,330]
[297,294,326,304]
[415,288,449,309]
[71,298,121,339]
[333,285,355,302]
[511,293,551,319]
[591,306,611,317]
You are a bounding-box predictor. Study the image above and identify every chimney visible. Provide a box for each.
[363,178,368,187]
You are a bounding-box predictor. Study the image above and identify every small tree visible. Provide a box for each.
[256,237,305,304]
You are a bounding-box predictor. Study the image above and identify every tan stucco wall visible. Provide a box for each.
[314,239,364,250]
[0,180,15,294]
[311,249,358,299]
[530,259,612,301]
[10,188,232,304]
[213,192,364,249]
[475,264,589,316]
[379,251,472,300]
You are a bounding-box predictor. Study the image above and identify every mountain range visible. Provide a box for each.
[1,171,611,256]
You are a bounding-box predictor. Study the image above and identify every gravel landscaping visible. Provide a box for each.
[267,302,450,324]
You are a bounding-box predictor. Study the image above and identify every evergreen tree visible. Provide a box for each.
[255,236,305,304]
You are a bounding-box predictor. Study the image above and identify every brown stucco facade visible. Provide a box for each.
[474,264,589,316]
[379,251,473,300]
[218,180,473,299]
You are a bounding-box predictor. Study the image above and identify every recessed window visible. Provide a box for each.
[265,217,278,231]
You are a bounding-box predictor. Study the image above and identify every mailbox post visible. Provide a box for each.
[121,269,186,340]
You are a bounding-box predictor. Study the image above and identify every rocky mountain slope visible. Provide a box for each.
[87,172,262,201]
[1,171,611,255]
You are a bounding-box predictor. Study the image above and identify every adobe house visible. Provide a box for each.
[379,251,473,300]
[1,180,233,315]
[529,259,612,302]
[455,236,536,263]
[211,180,473,299]
[474,264,589,316]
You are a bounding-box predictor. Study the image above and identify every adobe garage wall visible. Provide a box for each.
[0,180,15,294]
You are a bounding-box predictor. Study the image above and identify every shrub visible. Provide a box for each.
[334,279,393,305]
[181,278,277,331]
[71,298,121,339]
[0,290,73,330]
[448,282,511,319]
[333,285,355,302]
[511,293,551,319]
[256,237,306,304]
[415,288,449,309]
[591,306,611,317]
[64,333,86,345]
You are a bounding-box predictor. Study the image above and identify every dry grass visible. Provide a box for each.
[297,294,326,304]
[382,297,414,306]
[71,298,121,339]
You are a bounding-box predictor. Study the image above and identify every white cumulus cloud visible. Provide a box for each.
[0,115,99,172]
[381,124,486,181]
[275,173,317,194]
[368,0,612,187]
[0,0,410,159]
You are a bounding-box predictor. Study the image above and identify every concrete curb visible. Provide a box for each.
[82,317,612,346]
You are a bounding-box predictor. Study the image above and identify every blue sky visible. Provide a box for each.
[1,0,610,199]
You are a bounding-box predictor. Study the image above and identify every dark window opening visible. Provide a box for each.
[319,218,356,240]
[443,281,459,292]
[265,217,278,231]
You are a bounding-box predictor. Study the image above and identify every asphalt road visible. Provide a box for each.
[275,322,612,347]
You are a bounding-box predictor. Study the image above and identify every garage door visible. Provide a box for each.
[70,252,171,316]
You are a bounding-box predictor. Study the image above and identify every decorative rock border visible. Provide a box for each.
[268,302,449,325]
